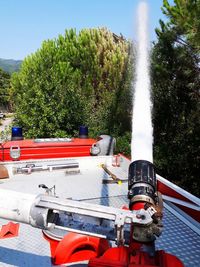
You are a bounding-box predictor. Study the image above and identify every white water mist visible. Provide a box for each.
[131,1,153,163]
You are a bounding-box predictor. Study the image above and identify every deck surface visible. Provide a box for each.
[0,156,199,266]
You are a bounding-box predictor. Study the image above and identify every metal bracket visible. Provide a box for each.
[35,195,156,245]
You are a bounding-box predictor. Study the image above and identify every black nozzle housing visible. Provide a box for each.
[128,160,156,205]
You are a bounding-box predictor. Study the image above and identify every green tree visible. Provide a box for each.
[0,68,10,109]
[152,1,200,196]
[162,0,200,51]
[11,28,133,138]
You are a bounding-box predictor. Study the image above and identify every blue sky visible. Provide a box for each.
[0,0,169,60]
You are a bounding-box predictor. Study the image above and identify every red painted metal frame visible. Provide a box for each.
[88,248,184,267]
[157,180,192,204]
[157,179,200,222]
[0,138,96,161]
[43,232,110,265]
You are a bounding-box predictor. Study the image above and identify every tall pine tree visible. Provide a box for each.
[152,0,200,196]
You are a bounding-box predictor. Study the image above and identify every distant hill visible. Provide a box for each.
[0,58,22,74]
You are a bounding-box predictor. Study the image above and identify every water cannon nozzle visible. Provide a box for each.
[128,160,156,207]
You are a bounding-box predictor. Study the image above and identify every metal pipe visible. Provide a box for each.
[15,162,79,174]
[0,188,36,223]
[0,189,49,229]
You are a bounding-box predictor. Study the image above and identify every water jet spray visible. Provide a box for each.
[131,1,153,163]
[128,1,161,244]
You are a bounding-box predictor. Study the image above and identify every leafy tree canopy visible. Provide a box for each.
[152,0,200,196]
[0,68,10,109]
[11,28,133,138]
[162,0,200,51]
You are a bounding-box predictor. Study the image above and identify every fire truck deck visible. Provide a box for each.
[0,155,199,267]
